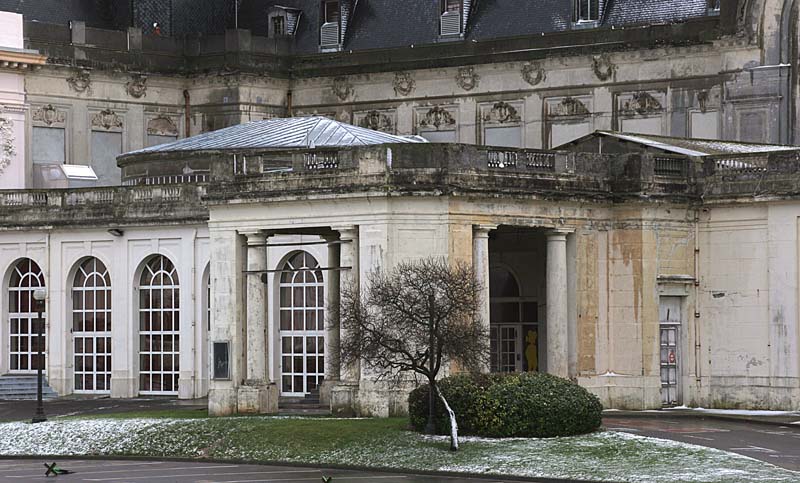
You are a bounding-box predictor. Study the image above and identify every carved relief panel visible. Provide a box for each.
[91,108,124,132]
[90,108,125,186]
[353,109,396,134]
[31,104,67,128]
[0,112,15,177]
[415,105,458,143]
[31,104,69,166]
[615,91,667,136]
[479,100,523,147]
[146,114,179,147]
[689,89,721,140]
[545,96,594,148]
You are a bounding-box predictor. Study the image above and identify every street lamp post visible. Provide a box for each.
[32,288,47,424]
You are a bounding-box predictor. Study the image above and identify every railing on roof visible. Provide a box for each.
[486,149,556,173]
[0,185,207,210]
[713,155,769,174]
[304,152,340,170]
[654,156,687,178]
[122,174,210,186]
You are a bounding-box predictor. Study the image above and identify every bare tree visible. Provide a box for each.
[339,257,489,451]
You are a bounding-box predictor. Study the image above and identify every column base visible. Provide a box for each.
[330,382,359,417]
[209,387,238,416]
[110,377,137,398]
[237,383,279,414]
[319,379,339,406]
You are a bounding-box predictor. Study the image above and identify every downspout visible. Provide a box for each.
[778,0,794,143]
[287,90,293,117]
[45,229,51,376]
[190,228,198,396]
[694,210,701,384]
[183,90,191,138]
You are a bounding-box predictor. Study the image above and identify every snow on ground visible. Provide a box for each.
[0,417,797,483]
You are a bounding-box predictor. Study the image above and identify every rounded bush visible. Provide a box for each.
[409,372,603,438]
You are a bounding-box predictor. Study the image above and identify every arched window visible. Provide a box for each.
[489,266,539,373]
[72,258,112,393]
[8,259,46,373]
[279,251,324,396]
[138,255,180,395]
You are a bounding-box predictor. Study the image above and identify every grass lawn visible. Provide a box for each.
[0,414,797,483]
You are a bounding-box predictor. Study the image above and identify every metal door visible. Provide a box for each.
[659,297,682,406]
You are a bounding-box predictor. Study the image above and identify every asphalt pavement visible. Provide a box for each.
[0,459,592,483]
[603,415,800,471]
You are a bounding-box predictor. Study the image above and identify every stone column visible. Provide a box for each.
[331,225,359,416]
[244,231,268,383]
[320,234,341,405]
[546,230,569,378]
[472,224,496,373]
[237,230,277,414]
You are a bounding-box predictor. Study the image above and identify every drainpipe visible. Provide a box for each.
[694,210,701,384]
[190,228,198,396]
[183,90,191,138]
[287,90,293,117]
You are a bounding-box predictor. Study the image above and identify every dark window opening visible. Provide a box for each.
[324,1,340,23]
[442,0,461,14]
[575,0,600,22]
[272,15,286,36]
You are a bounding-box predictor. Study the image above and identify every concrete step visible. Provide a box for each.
[0,375,58,400]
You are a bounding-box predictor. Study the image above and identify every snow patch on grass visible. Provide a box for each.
[0,417,797,483]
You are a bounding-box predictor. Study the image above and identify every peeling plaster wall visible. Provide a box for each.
[699,202,800,408]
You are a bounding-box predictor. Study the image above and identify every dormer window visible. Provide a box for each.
[440,0,463,36]
[268,6,301,39]
[320,1,341,49]
[575,0,601,23]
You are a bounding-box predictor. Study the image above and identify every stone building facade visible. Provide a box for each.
[0,1,799,413]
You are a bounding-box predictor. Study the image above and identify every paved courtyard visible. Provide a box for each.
[0,459,589,483]
[604,416,800,471]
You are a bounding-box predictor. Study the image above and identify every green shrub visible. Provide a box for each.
[408,372,603,438]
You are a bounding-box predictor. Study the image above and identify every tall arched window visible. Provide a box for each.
[279,251,324,396]
[72,257,112,393]
[8,259,46,373]
[139,255,180,395]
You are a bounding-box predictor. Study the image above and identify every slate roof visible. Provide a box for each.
[125,117,426,157]
[559,131,800,156]
[4,0,718,54]
[603,0,710,26]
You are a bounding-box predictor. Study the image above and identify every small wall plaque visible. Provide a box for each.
[213,341,230,380]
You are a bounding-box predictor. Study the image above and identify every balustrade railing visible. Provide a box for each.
[304,152,339,170]
[654,156,686,178]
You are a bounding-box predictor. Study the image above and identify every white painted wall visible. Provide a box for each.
[0,225,210,399]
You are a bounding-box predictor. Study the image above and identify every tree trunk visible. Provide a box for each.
[434,385,459,451]
[425,382,436,434]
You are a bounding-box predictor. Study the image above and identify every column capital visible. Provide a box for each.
[546,228,573,240]
[332,225,359,239]
[473,224,498,236]
[240,230,269,246]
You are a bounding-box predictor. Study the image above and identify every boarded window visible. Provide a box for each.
[32,127,65,165]
[485,126,522,148]
[91,131,123,186]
